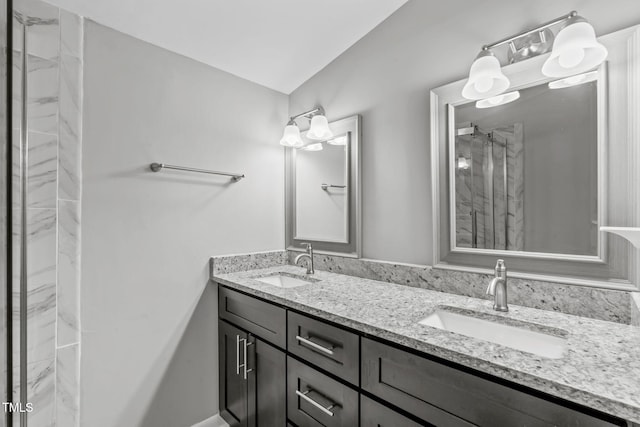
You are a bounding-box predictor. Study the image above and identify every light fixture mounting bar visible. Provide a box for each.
[482,11,577,51]
[288,106,325,123]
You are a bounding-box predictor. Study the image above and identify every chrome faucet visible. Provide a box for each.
[294,243,315,274]
[486,259,508,312]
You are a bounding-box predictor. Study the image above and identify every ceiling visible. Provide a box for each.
[42,0,408,94]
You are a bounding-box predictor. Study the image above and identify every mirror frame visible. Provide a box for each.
[448,66,608,262]
[286,115,361,257]
[430,26,640,290]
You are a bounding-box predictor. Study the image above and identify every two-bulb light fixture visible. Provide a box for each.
[279,106,334,150]
[462,11,607,108]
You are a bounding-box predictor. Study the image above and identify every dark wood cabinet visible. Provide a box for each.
[219,320,251,427]
[219,287,287,348]
[360,395,425,427]
[287,311,359,386]
[250,339,286,427]
[218,284,627,427]
[287,357,359,427]
[219,319,286,427]
[361,337,623,427]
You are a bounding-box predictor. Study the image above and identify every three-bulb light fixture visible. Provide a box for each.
[279,106,335,151]
[462,11,608,108]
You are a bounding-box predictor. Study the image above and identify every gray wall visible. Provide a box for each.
[288,0,640,265]
[81,21,287,427]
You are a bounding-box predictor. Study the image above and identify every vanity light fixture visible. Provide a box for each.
[301,142,323,151]
[548,70,598,89]
[475,91,520,109]
[462,11,607,101]
[462,50,510,100]
[280,123,304,147]
[327,134,348,146]
[279,106,333,147]
[542,14,608,78]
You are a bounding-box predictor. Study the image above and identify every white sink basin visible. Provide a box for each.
[255,274,313,288]
[419,309,567,359]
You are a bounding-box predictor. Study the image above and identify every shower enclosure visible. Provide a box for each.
[1,0,8,426]
[454,123,524,251]
[2,0,83,425]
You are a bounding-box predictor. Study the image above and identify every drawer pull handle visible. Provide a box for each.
[295,389,337,417]
[295,335,335,355]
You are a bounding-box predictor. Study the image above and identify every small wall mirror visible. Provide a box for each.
[431,25,640,289]
[286,115,361,256]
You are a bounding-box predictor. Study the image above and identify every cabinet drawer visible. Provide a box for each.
[360,395,424,427]
[361,338,624,427]
[287,357,358,427]
[219,286,286,348]
[287,312,359,385]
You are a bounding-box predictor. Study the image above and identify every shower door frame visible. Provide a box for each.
[3,0,13,426]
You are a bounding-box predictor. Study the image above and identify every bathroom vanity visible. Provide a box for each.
[214,266,639,427]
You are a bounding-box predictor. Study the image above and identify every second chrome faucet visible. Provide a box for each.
[294,242,315,274]
[486,259,508,312]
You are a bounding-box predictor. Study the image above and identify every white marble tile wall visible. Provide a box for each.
[55,344,79,426]
[12,0,82,425]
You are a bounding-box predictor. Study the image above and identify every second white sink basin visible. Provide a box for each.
[255,274,313,288]
[419,309,567,359]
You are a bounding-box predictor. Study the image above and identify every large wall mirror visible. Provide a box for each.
[286,115,361,256]
[431,25,640,290]
[453,70,603,258]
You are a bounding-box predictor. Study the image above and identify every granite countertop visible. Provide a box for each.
[213,265,640,423]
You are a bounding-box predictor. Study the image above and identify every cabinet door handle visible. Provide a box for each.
[235,335,241,375]
[242,339,254,380]
[295,335,335,355]
[295,389,337,417]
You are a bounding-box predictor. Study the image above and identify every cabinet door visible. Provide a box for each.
[219,320,250,427]
[360,395,424,427]
[362,337,623,427]
[248,338,286,427]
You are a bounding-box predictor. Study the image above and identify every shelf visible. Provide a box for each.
[600,227,640,248]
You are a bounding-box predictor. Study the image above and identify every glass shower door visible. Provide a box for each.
[0,0,9,425]
[455,124,524,251]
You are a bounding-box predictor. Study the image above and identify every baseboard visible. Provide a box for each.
[190,414,229,427]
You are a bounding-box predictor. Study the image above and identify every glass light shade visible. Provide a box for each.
[475,91,520,109]
[548,70,598,89]
[306,115,333,140]
[302,142,323,151]
[542,19,607,78]
[462,52,510,100]
[327,134,348,146]
[279,124,303,147]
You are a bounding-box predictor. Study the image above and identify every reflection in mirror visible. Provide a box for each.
[286,115,361,257]
[453,76,598,256]
[295,134,349,242]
